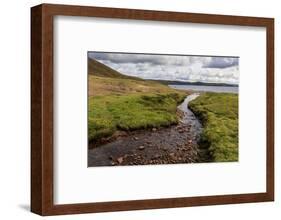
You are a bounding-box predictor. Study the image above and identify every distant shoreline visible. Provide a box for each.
[148,79,238,87]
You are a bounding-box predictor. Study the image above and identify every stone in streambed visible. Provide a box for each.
[117,157,123,164]
[169,153,176,159]
[138,146,145,150]
[153,154,161,159]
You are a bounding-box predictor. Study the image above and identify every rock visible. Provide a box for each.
[133,137,139,140]
[108,156,113,160]
[169,153,176,160]
[117,157,123,164]
[153,154,161,159]
[188,140,192,144]
[138,146,145,150]
[111,161,116,166]
[152,128,157,132]
[112,131,128,138]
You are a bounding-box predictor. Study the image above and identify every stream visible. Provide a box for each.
[88,93,207,167]
[177,93,203,139]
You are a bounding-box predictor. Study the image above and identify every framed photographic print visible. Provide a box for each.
[31,4,274,216]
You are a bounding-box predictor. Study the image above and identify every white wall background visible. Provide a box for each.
[0,0,279,219]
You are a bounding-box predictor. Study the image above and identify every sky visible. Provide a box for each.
[89,52,239,85]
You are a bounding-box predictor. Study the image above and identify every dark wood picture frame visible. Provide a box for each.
[31,3,274,216]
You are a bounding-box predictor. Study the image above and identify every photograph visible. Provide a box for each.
[29,3,274,215]
[87,52,239,167]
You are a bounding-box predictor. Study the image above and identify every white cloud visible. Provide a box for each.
[89,52,239,85]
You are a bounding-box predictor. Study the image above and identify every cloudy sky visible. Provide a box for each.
[89,52,239,85]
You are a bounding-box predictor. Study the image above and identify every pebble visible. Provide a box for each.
[138,146,145,150]
[117,157,123,164]
[153,154,161,159]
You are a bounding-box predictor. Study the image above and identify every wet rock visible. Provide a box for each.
[138,145,145,150]
[152,128,157,132]
[117,157,123,164]
[178,128,186,133]
[133,137,139,140]
[188,140,193,144]
[169,153,176,159]
[153,154,161,159]
[112,131,128,138]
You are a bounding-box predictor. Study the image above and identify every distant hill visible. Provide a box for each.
[88,58,142,80]
[150,79,238,87]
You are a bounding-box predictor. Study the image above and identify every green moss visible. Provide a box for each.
[189,93,238,162]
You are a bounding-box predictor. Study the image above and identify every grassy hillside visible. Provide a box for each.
[88,58,141,80]
[189,93,238,162]
[89,75,182,96]
[88,58,187,146]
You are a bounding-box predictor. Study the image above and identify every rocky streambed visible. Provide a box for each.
[88,93,210,167]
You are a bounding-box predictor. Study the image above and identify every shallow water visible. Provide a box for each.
[177,93,202,140]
